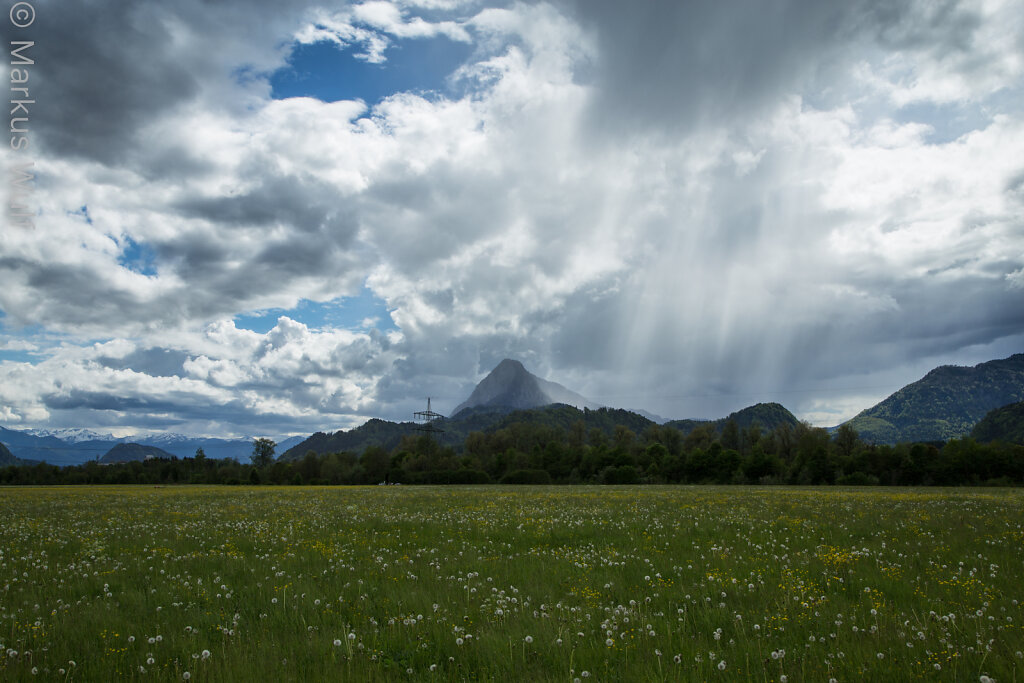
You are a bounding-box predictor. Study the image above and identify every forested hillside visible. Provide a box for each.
[972,401,1024,445]
[845,354,1024,443]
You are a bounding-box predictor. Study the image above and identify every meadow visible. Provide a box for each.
[0,486,1021,681]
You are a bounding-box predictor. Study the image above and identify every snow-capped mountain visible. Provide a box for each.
[1,427,308,466]
[25,427,121,443]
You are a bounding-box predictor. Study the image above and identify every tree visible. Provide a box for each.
[194,447,206,462]
[251,438,276,468]
[721,419,740,451]
[299,451,321,483]
[361,446,390,483]
[833,423,860,460]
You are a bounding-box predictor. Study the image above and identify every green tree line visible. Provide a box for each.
[2,420,1023,486]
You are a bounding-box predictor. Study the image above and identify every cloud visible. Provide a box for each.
[295,1,472,64]
[0,318,401,436]
[22,0,312,165]
[0,0,1022,434]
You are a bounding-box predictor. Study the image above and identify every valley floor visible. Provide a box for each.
[1,485,1022,681]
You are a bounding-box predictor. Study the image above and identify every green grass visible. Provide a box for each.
[1,485,1022,681]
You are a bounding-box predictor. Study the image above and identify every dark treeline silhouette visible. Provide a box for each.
[2,419,1023,486]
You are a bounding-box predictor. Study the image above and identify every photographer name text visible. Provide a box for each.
[9,1,35,228]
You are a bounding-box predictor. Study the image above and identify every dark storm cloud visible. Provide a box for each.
[43,390,184,413]
[20,0,315,165]
[0,256,152,328]
[558,0,1007,134]
[20,3,197,164]
[42,390,341,436]
[174,175,354,232]
[865,0,981,54]
[98,347,190,378]
[557,0,853,133]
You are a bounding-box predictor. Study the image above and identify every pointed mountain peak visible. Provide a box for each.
[489,358,530,378]
[453,359,598,416]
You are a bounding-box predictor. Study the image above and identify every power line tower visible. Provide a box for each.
[414,397,445,435]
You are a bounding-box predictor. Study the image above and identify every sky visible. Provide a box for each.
[1,0,1022,438]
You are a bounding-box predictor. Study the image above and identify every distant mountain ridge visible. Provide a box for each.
[452,359,598,415]
[666,402,800,436]
[281,404,660,460]
[845,353,1024,444]
[26,427,119,443]
[281,359,606,460]
[0,426,307,466]
[7,353,1023,463]
[281,401,802,461]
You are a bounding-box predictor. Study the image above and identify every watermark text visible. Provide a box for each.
[8,1,35,228]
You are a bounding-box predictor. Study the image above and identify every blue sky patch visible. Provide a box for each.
[0,348,41,364]
[234,285,398,334]
[270,36,474,105]
[68,205,93,225]
[117,236,159,277]
[0,316,51,365]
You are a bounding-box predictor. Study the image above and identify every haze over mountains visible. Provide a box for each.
[0,427,306,466]
[2,353,1023,465]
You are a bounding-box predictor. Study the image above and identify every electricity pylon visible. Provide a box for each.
[414,397,445,434]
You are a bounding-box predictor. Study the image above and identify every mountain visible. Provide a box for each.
[281,418,422,460]
[99,443,177,464]
[140,434,306,461]
[25,427,118,442]
[630,408,669,424]
[280,404,649,460]
[277,435,307,453]
[971,401,1024,445]
[844,353,1024,444]
[0,426,115,465]
[452,359,598,415]
[283,360,602,460]
[281,401,800,461]
[0,441,20,466]
[0,426,308,465]
[281,358,802,460]
[665,402,800,436]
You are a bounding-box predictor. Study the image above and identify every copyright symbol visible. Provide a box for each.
[10,2,35,28]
